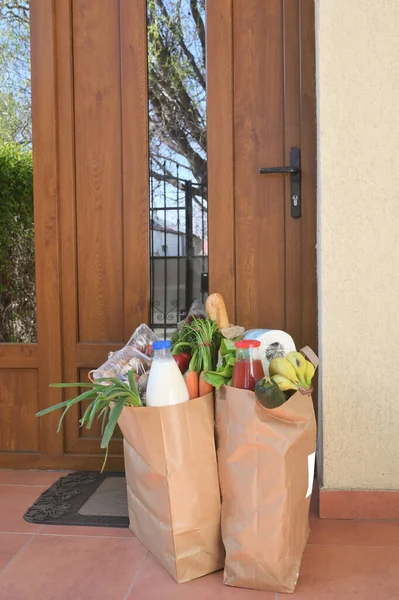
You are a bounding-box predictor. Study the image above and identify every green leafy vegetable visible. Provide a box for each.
[202,372,226,390]
[101,396,126,449]
[37,376,142,470]
[171,316,221,374]
[203,336,240,390]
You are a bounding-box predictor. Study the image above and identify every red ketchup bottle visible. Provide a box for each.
[232,340,265,391]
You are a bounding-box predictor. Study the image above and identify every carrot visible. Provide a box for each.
[199,372,213,397]
[184,370,199,400]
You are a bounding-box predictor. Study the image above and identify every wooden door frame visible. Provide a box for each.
[207,0,236,321]
[207,0,317,353]
[0,0,64,470]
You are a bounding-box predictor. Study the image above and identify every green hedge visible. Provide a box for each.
[0,143,36,342]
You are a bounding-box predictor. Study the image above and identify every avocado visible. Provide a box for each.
[255,377,287,409]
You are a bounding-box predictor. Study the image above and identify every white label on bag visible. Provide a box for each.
[306,452,316,498]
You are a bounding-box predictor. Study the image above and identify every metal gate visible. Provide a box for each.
[149,161,208,338]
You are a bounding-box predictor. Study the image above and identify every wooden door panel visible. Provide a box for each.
[60,0,148,468]
[73,0,124,343]
[209,0,317,353]
[0,344,38,368]
[120,0,150,339]
[0,369,39,452]
[234,0,286,330]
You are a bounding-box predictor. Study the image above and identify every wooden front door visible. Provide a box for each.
[0,0,316,471]
[208,0,317,352]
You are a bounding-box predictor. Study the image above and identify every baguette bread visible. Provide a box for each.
[205,293,230,330]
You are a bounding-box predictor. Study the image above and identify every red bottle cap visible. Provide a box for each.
[235,339,261,349]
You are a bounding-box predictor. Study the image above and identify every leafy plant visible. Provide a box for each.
[36,372,142,470]
[0,0,31,145]
[171,316,221,374]
[203,338,238,390]
[0,143,35,342]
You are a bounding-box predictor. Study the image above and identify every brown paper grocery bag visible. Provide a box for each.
[118,392,224,583]
[216,348,318,593]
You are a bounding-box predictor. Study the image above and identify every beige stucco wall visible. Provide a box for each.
[316,0,399,489]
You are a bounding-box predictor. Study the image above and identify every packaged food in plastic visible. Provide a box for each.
[219,324,245,340]
[177,300,207,329]
[92,346,152,385]
[89,324,158,404]
[126,323,159,358]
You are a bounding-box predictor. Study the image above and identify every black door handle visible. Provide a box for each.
[259,165,299,175]
[259,147,301,218]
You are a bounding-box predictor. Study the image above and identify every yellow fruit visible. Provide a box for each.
[269,358,300,385]
[304,360,315,388]
[284,351,307,387]
[272,374,299,392]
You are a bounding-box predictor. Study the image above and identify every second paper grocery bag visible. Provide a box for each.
[118,392,224,583]
[216,379,317,593]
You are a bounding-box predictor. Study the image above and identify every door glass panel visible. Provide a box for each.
[0,1,36,342]
[147,0,207,338]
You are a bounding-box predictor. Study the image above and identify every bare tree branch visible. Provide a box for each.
[148,11,205,144]
[147,0,207,191]
[190,0,206,67]
[149,87,206,184]
[154,0,206,91]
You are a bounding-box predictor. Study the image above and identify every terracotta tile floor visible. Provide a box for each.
[0,471,398,599]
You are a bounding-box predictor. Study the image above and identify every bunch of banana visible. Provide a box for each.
[268,352,315,393]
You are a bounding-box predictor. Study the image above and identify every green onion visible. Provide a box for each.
[37,376,142,470]
[172,316,221,374]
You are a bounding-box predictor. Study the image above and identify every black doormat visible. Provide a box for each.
[23,471,129,528]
